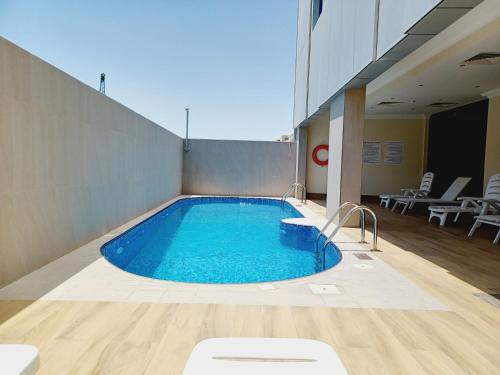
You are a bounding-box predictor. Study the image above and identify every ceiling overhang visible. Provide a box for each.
[299,0,485,127]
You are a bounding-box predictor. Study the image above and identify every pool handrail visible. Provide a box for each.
[322,205,378,251]
[315,202,365,252]
[282,183,307,203]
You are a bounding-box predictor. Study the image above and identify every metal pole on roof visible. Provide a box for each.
[184,107,190,152]
[99,73,106,94]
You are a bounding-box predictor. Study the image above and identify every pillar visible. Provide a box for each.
[326,87,366,225]
[295,125,308,199]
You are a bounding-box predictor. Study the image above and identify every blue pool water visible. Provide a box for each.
[102,197,342,284]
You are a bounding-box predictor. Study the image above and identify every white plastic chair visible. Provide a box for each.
[379,172,434,208]
[392,177,472,215]
[428,174,500,226]
[183,338,348,375]
[0,344,39,375]
[468,215,500,245]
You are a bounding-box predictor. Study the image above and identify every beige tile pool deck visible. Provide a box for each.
[0,196,446,310]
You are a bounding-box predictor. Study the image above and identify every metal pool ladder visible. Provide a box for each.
[282,183,307,203]
[315,202,378,252]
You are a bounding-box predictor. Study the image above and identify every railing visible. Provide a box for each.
[316,203,378,252]
[282,183,307,203]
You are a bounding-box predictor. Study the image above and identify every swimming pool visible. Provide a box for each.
[102,197,342,284]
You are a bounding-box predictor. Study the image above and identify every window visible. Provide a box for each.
[312,0,323,28]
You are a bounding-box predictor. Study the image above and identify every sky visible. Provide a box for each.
[0,0,297,140]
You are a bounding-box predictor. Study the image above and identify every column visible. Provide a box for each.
[326,87,366,225]
[295,125,308,199]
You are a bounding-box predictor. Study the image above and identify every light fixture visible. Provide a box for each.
[425,102,458,108]
[463,53,500,66]
[377,101,403,106]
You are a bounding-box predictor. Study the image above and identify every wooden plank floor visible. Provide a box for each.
[1,203,500,374]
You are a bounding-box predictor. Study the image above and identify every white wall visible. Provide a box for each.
[183,139,297,197]
[306,112,329,194]
[293,0,312,127]
[307,0,377,121]
[294,0,448,126]
[0,37,183,286]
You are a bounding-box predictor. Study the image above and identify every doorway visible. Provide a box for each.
[427,100,488,197]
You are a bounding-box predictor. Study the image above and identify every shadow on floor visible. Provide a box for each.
[0,239,104,327]
[363,201,500,294]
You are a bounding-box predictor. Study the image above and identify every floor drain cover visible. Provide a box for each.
[473,293,500,308]
[309,284,340,295]
[353,264,374,270]
[353,253,373,260]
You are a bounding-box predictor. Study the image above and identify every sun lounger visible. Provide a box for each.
[428,174,500,226]
[379,172,434,208]
[0,344,39,375]
[468,215,500,245]
[183,338,348,375]
[392,177,471,215]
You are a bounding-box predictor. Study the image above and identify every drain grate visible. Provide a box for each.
[353,253,373,260]
[309,284,340,295]
[473,293,500,308]
[353,263,374,270]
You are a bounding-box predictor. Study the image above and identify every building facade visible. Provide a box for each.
[293,0,500,217]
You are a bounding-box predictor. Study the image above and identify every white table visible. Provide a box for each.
[183,338,348,375]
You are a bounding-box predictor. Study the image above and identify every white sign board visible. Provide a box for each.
[363,142,381,164]
[384,141,405,165]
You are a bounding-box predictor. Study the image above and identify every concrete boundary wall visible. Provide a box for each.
[183,139,297,197]
[0,37,183,286]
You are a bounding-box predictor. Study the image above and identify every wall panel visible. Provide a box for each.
[0,37,183,286]
[183,140,296,197]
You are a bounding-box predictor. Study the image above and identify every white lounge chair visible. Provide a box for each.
[468,215,500,245]
[0,344,39,375]
[183,338,348,375]
[392,177,472,215]
[428,174,500,226]
[379,172,434,208]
